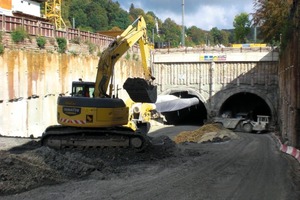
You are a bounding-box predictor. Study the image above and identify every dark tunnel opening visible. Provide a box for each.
[219,92,272,121]
[161,91,207,125]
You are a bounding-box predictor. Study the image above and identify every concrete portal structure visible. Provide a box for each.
[152,47,279,126]
[0,47,279,138]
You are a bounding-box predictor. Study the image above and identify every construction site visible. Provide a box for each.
[0,0,299,199]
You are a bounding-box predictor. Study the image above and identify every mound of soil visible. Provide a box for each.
[174,124,237,144]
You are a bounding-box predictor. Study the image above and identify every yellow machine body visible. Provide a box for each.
[42,16,157,150]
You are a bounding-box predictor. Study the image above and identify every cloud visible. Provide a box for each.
[115,0,254,30]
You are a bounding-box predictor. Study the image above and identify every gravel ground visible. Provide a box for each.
[0,125,299,200]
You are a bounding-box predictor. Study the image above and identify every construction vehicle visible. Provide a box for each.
[41,16,157,151]
[213,115,270,133]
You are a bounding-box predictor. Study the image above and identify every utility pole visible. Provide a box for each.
[181,0,185,47]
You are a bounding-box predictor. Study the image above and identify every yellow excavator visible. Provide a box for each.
[41,16,157,151]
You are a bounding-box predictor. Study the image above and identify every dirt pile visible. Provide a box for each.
[174,123,237,144]
[0,136,178,196]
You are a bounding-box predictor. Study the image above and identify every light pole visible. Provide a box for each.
[181,0,185,47]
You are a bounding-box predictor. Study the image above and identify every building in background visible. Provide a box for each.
[0,0,45,18]
[0,0,12,16]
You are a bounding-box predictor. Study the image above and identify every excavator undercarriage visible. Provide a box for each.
[42,125,149,151]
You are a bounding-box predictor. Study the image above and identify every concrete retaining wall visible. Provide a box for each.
[0,50,142,137]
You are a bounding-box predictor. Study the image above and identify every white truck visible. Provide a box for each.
[213,115,270,133]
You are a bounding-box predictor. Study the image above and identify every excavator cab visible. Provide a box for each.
[71,81,95,97]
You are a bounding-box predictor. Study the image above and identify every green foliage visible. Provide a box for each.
[220,30,230,46]
[56,37,67,53]
[68,0,89,30]
[210,27,223,45]
[0,43,4,55]
[86,3,108,31]
[97,50,102,57]
[78,26,94,32]
[160,18,182,47]
[60,0,239,47]
[69,50,79,56]
[253,0,293,47]
[233,13,251,43]
[87,41,96,54]
[125,52,131,60]
[186,26,205,45]
[11,27,28,43]
[129,4,146,20]
[36,36,46,49]
[105,1,131,30]
[132,54,139,61]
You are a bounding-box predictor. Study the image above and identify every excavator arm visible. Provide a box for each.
[94,16,156,103]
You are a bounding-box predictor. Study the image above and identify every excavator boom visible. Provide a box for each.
[94,16,156,103]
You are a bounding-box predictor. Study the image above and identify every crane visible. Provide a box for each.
[44,0,66,29]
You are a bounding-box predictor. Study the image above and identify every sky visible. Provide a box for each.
[114,0,255,30]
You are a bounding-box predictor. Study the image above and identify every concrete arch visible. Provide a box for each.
[212,86,278,124]
[159,86,208,125]
[160,86,208,108]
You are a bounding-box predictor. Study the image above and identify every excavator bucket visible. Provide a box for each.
[123,77,157,103]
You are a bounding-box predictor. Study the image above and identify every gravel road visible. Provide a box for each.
[1,125,299,200]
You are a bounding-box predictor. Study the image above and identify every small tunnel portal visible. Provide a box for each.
[161,91,207,125]
[219,92,272,121]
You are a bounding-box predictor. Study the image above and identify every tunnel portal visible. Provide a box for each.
[218,92,272,121]
[161,91,207,125]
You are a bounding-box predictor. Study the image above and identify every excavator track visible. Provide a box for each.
[41,125,149,152]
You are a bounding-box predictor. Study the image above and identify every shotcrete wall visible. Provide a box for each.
[0,50,143,137]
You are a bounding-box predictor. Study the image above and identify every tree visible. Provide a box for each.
[233,12,251,43]
[61,0,72,26]
[102,0,131,30]
[186,26,206,46]
[144,13,156,42]
[68,0,89,29]
[252,0,293,44]
[129,5,145,21]
[220,30,230,46]
[161,18,181,47]
[86,2,108,31]
[210,27,222,45]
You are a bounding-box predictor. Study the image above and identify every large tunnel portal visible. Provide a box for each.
[157,91,272,126]
[218,92,272,121]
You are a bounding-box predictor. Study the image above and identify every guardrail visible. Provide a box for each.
[0,14,113,47]
[154,46,279,54]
